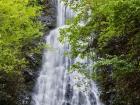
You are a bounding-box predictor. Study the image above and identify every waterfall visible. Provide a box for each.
[32,0,103,105]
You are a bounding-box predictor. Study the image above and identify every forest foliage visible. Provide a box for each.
[60,0,140,105]
[0,0,44,105]
[0,0,43,72]
[0,0,140,105]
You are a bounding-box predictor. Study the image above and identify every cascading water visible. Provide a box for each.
[32,0,103,105]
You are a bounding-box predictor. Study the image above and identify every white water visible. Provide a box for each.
[32,0,103,105]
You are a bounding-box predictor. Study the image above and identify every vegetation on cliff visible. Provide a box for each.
[0,0,43,72]
[1,0,140,105]
[60,0,140,105]
[0,0,44,105]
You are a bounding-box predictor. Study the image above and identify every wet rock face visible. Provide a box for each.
[78,91,97,105]
[22,69,36,83]
[41,15,56,29]
[62,84,73,105]
[62,102,71,105]
[40,0,57,30]
[89,92,97,105]
[78,92,86,105]
[18,92,31,105]
[25,54,36,66]
[65,84,73,101]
